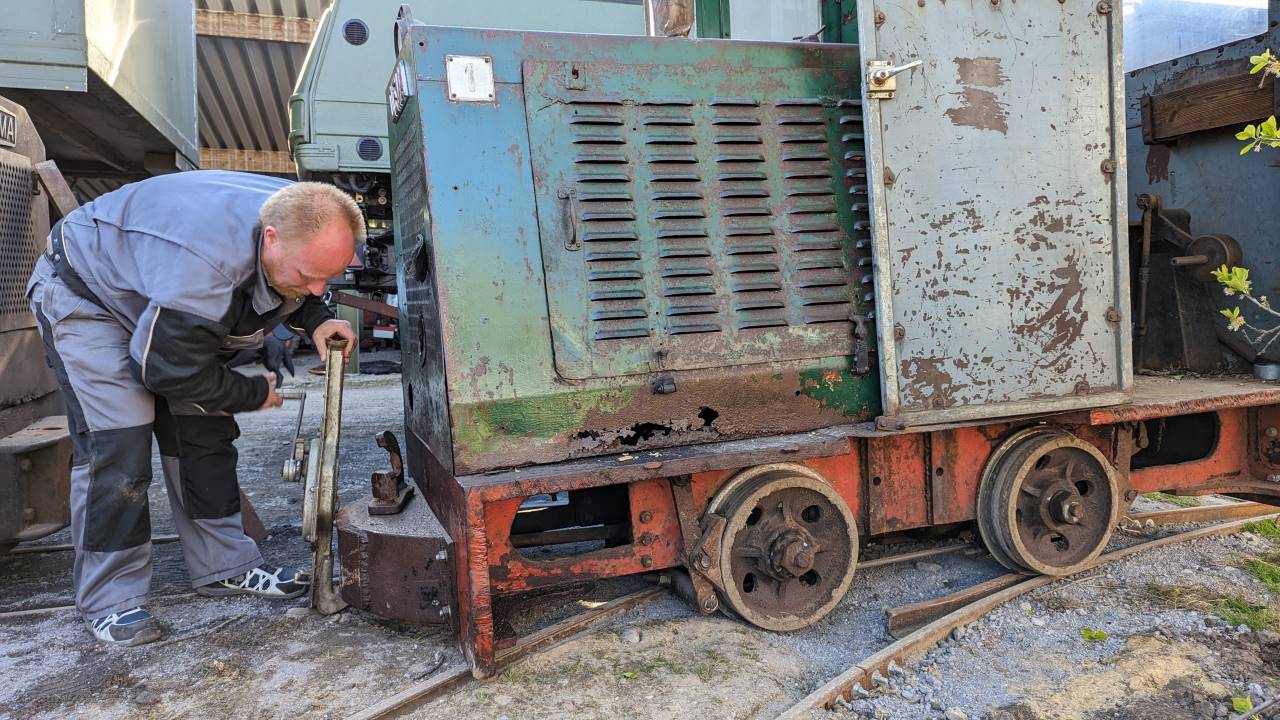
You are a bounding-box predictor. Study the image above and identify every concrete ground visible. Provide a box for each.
[2,355,1276,719]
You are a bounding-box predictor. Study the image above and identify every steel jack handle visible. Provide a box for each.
[306,339,349,615]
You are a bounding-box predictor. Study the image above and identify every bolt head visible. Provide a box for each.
[638,510,653,523]
[18,458,33,472]
[640,556,653,568]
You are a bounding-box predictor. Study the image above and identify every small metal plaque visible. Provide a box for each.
[0,107,15,148]
[445,55,495,103]
[387,59,414,122]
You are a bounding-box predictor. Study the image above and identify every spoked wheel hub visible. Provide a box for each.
[978,429,1121,576]
[708,465,858,632]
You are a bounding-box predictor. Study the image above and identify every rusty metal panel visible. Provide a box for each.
[866,433,928,534]
[390,25,882,475]
[0,416,71,545]
[523,57,869,379]
[336,495,454,624]
[858,0,1131,426]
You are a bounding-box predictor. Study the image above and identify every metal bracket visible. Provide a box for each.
[368,430,414,515]
[280,389,307,482]
[563,62,586,90]
[669,476,723,614]
[32,160,80,217]
[866,59,922,100]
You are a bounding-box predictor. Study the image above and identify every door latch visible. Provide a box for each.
[866,59,922,100]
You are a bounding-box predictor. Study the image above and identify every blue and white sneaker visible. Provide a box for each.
[197,565,309,599]
[84,607,162,647]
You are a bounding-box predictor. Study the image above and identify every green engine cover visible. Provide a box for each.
[388,24,879,476]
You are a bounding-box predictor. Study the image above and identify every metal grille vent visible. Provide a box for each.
[356,136,383,161]
[0,152,36,328]
[342,19,369,46]
[564,97,866,343]
[837,99,875,321]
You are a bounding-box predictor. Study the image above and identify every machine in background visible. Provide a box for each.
[288,0,650,296]
[0,96,73,553]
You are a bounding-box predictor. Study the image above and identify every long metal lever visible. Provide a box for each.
[307,339,348,615]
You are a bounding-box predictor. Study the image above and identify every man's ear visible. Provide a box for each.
[262,225,279,250]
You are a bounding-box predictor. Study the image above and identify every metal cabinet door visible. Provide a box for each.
[858,0,1133,428]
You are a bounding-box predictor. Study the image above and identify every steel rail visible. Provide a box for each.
[346,585,666,720]
[1127,500,1271,526]
[777,513,1279,718]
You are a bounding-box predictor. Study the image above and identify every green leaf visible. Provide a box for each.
[620,670,637,680]
[1220,267,1253,294]
[1233,696,1254,713]
[1237,126,1257,141]
[1241,142,1257,155]
[1261,116,1279,137]
[1221,307,1241,321]
[1080,627,1108,642]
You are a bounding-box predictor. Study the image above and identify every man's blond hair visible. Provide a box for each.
[260,182,366,246]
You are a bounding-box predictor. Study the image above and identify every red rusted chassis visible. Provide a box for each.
[410,376,1280,677]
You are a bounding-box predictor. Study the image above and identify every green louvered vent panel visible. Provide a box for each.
[525,60,870,380]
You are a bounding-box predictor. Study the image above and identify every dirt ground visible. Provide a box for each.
[2,356,1277,720]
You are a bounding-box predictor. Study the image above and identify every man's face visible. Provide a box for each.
[261,221,356,300]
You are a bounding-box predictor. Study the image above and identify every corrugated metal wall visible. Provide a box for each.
[196,0,330,157]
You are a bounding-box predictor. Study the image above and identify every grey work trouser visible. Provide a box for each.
[28,261,262,619]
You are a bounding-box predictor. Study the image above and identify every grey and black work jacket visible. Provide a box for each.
[28,170,335,414]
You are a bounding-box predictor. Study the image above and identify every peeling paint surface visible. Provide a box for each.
[944,57,1009,135]
[862,0,1129,421]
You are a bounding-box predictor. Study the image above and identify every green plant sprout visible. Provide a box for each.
[1213,52,1278,342]
[1211,265,1280,354]
[1237,50,1279,154]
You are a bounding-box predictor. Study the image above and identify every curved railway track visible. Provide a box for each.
[341,501,1276,720]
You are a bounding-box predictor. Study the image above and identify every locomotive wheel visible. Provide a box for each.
[978,430,1121,576]
[709,465,858,632]
[976,427,1059,574]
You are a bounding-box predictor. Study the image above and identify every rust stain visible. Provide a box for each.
[1014,254,1088,355]
[1145,143,1171,184]
[954,57,1007,87]
[944,57,1009,135]
[900,356,968,405]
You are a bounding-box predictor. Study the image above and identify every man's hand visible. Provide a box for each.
[258,372,283,410]
[311,319,357,361]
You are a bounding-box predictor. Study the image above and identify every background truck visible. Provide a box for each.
[288,0,650,293]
